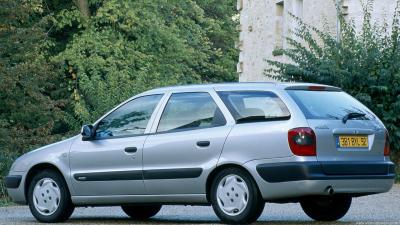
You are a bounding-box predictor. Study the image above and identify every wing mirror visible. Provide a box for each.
[81,124,95,141]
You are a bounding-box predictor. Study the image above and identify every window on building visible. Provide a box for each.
[274,1,285,51]
[293,0,303,19]
[291,0,303,41]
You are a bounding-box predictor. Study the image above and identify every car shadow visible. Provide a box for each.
[64,217,365,225]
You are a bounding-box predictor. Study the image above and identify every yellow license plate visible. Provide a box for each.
[338,135,368,148]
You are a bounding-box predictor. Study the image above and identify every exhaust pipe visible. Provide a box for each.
[326,186,334,195]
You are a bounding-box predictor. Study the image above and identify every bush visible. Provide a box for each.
[267,0,400,164]
[0,151,14,198]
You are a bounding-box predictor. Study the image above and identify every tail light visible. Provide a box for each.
[384,131,390,156]
[288,127,316,156]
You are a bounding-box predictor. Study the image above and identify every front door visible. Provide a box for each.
[70,94,163,196]
[143,92,232,195]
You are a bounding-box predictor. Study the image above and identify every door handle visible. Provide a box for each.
[196,141,210,147]
[124,147,137,153]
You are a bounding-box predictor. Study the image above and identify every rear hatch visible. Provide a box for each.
[287,86,387,175]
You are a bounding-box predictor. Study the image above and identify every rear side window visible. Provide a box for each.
[218,91,290,123]
[157,92,226,132]
[287,90,374,120]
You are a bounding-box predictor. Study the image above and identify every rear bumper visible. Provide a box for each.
[244,158,395,200]
[256,161,395,183]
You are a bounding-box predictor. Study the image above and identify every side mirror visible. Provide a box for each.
[81,124,94,141]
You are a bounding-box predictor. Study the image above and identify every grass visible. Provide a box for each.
[0,196,14,207]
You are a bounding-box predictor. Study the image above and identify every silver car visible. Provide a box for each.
[6,82,395,224]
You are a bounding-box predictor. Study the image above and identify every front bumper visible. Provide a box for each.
[6,172,27,205]
[244,159,395,200]
[5,175,22,189]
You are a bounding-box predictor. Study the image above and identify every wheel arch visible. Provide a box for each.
[24,163,70,201]
[205,163,259,202]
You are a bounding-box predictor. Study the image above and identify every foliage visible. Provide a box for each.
[0,0,238,199]
[0,0,75,197]
[266,0,400,162]
[52,0,238,123]
[0,196,13,207]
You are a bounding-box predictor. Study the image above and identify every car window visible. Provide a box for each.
[217,91,290,123]
[287,90,374,120]
[157,92,226,132]
[96,94,162,138]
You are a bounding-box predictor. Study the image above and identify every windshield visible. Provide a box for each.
[287,90,375,120]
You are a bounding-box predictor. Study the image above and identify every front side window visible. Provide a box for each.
[157,92,226,132]
[218,91,290,123]
[96,94,162,138]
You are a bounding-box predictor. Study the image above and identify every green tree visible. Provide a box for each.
[52,0,239,124]
[267,0,400,162]
[0,0,238,200]
[0,0,73,197]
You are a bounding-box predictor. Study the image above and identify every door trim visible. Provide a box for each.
[143,168,202,179]
[73,168,202,181]
[73,170,143,181]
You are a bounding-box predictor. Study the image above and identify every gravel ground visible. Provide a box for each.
[1,185,399,225]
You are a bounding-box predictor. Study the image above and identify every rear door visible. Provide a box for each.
[287,89,387,173]
[142,91,232,195]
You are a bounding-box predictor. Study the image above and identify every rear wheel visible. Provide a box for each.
[300,196,352,221]
[210,168,264,224]
[121,205,162,220]
[27,170,74,222]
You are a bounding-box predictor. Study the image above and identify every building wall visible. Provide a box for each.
[238,0,397,82]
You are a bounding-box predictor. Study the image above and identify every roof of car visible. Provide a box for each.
[141,82,340,95]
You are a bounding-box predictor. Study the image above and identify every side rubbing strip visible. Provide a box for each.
[73,170,143,181]
[143,168,202,180]
[73,168,203,181]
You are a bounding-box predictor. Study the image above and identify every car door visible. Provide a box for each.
[69,94,163,196]
[142,91,233,195]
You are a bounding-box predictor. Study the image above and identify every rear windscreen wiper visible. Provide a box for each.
[342,112,366,124]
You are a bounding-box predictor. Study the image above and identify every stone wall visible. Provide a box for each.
[238,0,397,82]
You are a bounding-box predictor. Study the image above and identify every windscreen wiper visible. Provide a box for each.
[342,112,366,124]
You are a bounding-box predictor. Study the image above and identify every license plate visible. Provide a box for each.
[337,135,368,148]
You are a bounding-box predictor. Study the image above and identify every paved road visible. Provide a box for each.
[1,185,399,225]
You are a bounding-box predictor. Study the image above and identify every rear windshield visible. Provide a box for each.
[287,90,374,120]
[218,91,291,123]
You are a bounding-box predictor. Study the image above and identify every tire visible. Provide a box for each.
[300,195,352,221]
[27,169,74,223]
[210,168,264,224]
[121,205,162,220]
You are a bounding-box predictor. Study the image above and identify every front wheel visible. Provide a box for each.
[121,205,162,220]
[300,196,352,221]
[27,170,74,222]
[210,168,265,224]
